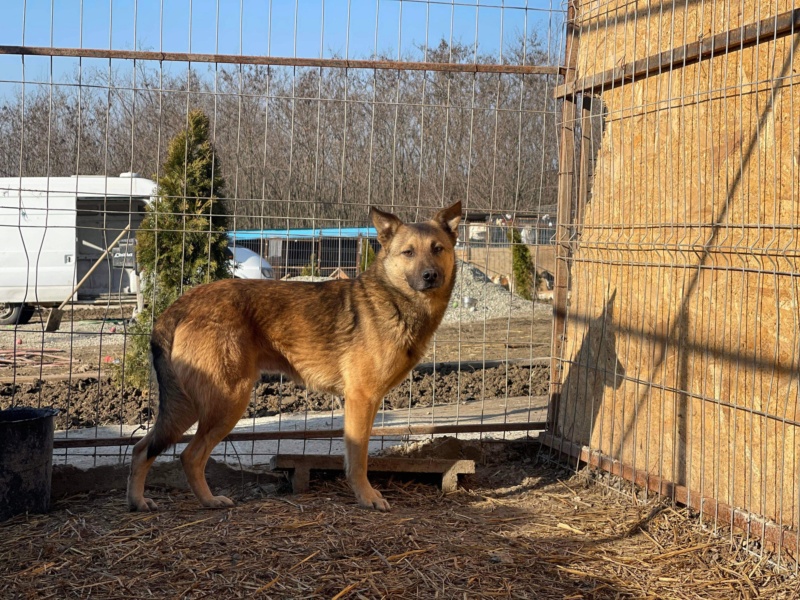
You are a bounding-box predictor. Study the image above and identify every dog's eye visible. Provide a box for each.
[432,245,444,255]
[401,249,414,257]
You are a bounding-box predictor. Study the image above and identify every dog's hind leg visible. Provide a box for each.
[180,381,252,509]
[127,405,196,511]
[127,430,161,511]
[343,387,390,511]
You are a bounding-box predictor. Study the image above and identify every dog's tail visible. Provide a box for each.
[146,314,192,459]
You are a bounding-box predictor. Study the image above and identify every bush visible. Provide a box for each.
[117,109,229,390]
[508,227,535,301]
[300,253,320,277]
[360,239,376,272]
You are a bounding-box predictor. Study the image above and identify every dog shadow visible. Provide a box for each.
[557,291,626,446]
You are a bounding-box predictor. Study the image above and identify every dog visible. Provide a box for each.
[127,201,462,512]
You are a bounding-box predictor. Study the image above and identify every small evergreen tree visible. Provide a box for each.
[300,253,320,277]
[359,238,376,272]
[508,227,535,301]
[120,109,229,389]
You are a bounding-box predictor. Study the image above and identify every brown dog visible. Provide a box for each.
[127,201,462,512]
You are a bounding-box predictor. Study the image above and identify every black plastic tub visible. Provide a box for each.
[0,407,58,521]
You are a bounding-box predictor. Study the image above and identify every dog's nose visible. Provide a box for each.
[422,270,438,283]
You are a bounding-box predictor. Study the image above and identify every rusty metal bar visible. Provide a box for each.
[548,0,579,431]
[53,421,548,449]
[554,8,800,98]
[0,45,563,76]
[540,434,799,554]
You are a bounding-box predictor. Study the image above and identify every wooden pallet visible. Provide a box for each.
[270,454,475,494]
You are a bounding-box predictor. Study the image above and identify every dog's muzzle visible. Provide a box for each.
[408,268,443,291]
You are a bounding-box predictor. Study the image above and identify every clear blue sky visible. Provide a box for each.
[0,0,564,90]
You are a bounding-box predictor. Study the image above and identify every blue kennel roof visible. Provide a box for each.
[230,227,377,241]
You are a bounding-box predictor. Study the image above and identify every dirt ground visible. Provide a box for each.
[1,363,549,430]
[1,440,796,599]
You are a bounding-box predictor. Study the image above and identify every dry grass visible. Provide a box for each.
[1,443,797,599]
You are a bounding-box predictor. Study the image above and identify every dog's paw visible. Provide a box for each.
[202,495,235,509]
[128,496,159,512]
[370,496,391,512]
[356,488,391,512]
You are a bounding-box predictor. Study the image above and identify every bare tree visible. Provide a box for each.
[0,35,560,228]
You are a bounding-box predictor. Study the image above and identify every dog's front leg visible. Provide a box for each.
[343,390,390,511]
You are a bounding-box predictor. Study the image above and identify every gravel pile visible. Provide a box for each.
[442,261,547,323]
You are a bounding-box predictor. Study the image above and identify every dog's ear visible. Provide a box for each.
[370,206,403,247]
[434,201,462,239]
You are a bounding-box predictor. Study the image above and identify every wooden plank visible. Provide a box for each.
[0,45,562,76]
[272,454,475,474]
[270,454,475,493]
[555,8,800,99]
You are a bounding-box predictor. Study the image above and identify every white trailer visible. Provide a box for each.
[0,174,157,325]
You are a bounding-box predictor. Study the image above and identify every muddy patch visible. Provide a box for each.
[1,363,549,430]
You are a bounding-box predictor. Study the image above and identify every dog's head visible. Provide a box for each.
[369,201,462,293]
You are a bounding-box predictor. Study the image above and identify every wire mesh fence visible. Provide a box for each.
[0,1,563,479]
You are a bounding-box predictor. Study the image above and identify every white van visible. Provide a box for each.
[0,174,276,325]
[0,174,157,325]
